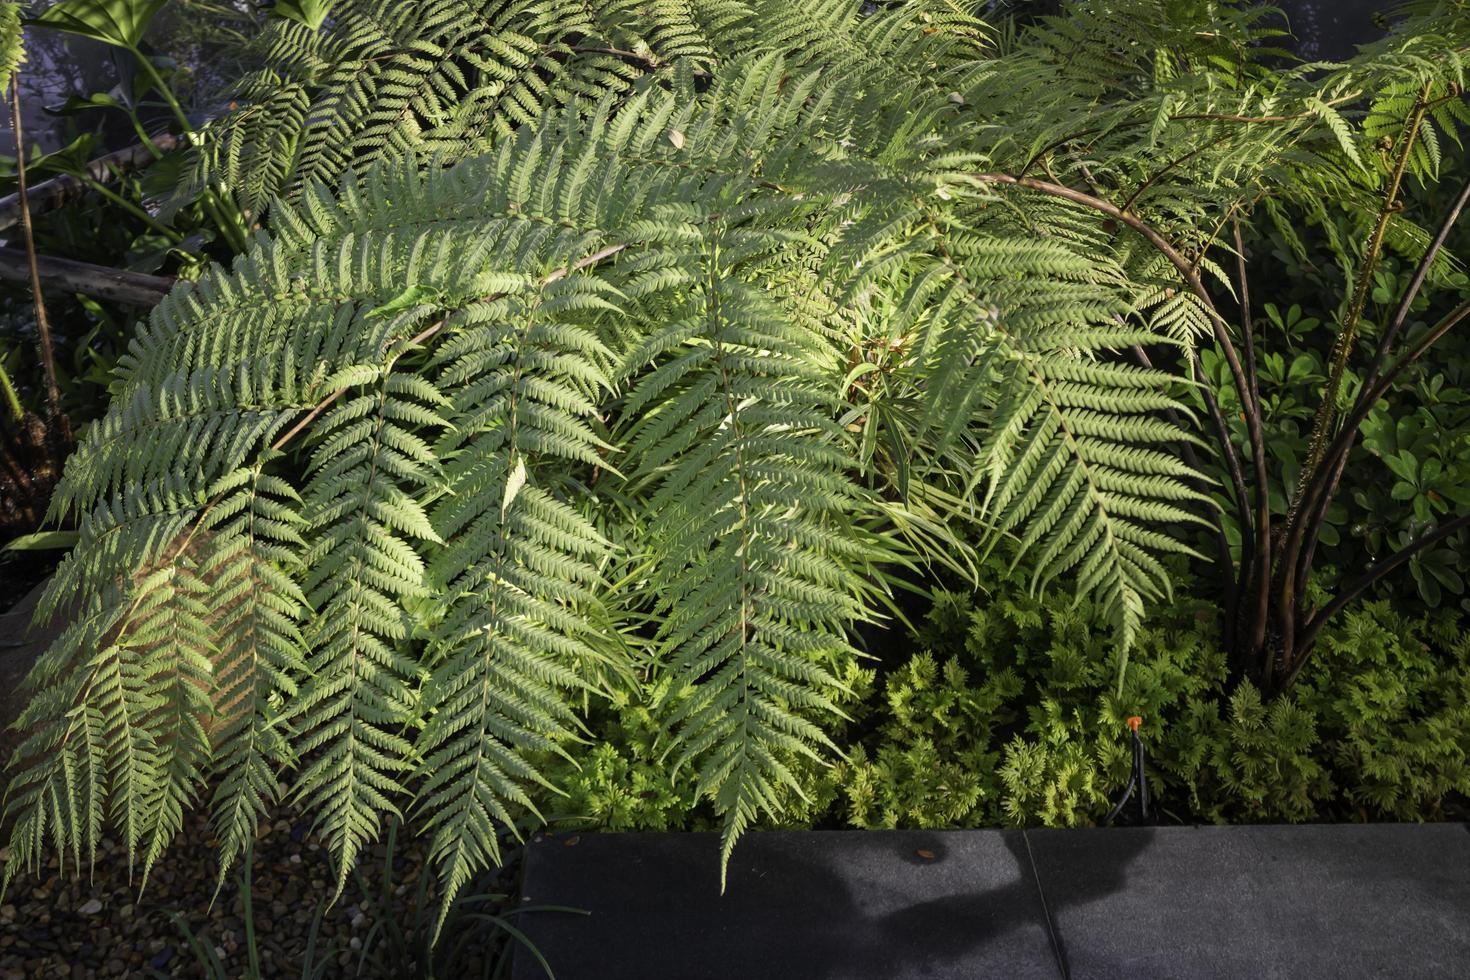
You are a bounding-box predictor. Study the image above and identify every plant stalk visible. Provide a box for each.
[8,70,62,424]
[1272,86,1431,686]
[130,46,250,253]
[1232,221,1271,668]
[1286,86,1429,527]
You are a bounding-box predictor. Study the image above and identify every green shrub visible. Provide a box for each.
[1167,684,1330,822]
[840,652,1009,828]
[1295,604,1470,819]
[543,681,701,833]
[833,562,1470,829]
[541,560,1470,834]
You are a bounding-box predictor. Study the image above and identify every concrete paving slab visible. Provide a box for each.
[513,829,1061,980]
[1028,823,1470,979]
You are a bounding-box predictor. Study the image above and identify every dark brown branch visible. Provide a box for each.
[1285,296,1470,594]
[1356,174,1470,406]
[1286,87,1429,530]
[0,247,176,307]
[1231,221,1270,661]
[1287,177,1470,605]
[0,137,180,233]
[1291,512,1470,677]
[1293,450,1346,609]
[972,172,1261,543]
[1274,88,1433,677]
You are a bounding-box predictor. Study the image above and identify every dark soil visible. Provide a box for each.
[0,550,56,617]
[0,799,529,979]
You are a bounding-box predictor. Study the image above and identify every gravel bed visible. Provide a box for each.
[0,797,526,979]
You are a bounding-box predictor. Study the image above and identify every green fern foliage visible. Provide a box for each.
[9,0,1470,921]
[0,3,22,99]
[178,0,989,219]
[621,231,888,876]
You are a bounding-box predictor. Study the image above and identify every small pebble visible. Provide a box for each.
[77,899,103,916]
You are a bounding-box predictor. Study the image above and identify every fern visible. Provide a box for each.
[9,0,1470,922]
[0,2,22,99]
[620,226,888,878]
[177,0,986,219]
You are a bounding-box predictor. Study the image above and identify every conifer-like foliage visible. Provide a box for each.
[8,0,1470,920]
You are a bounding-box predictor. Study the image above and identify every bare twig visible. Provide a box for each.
[1170,93,1357,125]
[8,75,61,423]
[268,387,348,452]
[0,137,180,233]
[0,247,175,307]
[1292,512,1470,676]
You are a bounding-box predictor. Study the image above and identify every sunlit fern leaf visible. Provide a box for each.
[179,0,988,218]
[198,462,309,895]
[415,279,622,931]
[0,2,23,98]
[619,226,893,877]
[290,364,448,896]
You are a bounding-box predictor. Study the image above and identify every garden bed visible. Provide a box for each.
[0,801,526,979]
